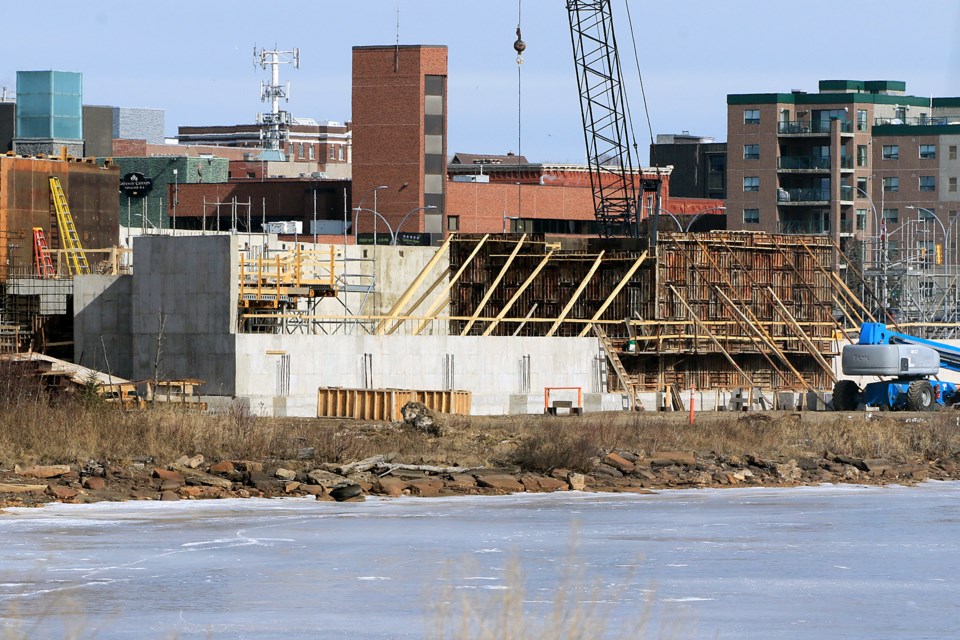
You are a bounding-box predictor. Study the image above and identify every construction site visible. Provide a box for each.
[5,2,960,418]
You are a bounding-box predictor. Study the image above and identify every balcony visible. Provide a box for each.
[778,220,830,235]
[780,188,830,204]
[778,156,831,171]
[779,185,853,204]
[778,120,853,135]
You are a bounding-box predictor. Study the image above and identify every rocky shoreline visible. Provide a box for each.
[2,447,956,511]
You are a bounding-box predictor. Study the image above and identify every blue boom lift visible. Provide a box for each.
[834,322,960,411]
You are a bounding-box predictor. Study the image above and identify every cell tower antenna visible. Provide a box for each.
[253,44,301,161]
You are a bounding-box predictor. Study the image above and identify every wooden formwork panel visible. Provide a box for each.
[449,232,839,391]
[317,387,472,421]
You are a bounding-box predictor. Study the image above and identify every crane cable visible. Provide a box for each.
[513,0,525,233]
[620,0,662,208]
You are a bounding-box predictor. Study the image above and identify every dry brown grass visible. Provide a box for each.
[3,360,960,469]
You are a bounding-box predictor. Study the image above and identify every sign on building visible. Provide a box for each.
[119,172,154,197]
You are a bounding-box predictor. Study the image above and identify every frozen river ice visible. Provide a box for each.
[2,482,960,639]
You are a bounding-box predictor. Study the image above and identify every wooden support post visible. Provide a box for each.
[385,271,449,335]
[461,234,527,336]
[713,286,810,390]
[577,251,647,337]
[374,234,454,335]
[546,251,604,337]
[669,285,754,388]
[766,286,838,384]
[413,235,489,336]
[482,250,555,336]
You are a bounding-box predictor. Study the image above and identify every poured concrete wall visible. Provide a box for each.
[73,274,133,376]
[131,235,238,392]
[235,334,603,417]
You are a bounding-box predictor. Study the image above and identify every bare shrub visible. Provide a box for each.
[511,423,599,473]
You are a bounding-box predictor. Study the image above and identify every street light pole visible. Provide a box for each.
[393,205,437,244]
[372,185,388,247]
[172,169,178,236]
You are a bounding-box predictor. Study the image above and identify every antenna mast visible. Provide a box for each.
[253,45,300,160]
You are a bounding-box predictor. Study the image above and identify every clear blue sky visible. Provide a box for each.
[3,1,960,165]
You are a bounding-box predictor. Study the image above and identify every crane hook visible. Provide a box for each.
[514,27,526,64]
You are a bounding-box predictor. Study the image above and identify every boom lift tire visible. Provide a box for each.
[832,379,861,411]
[906,380,935,412]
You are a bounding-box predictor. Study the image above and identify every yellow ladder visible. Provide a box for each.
[593,324,643,410]
[49,176,90,275]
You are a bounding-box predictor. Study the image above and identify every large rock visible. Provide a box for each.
[648,452,696,467]
[275,468,297,481]
[209,461,235,475]
[329,483,364,502]
[401,401,442,436]
[82,477,106,491]
[45,484,80,500]
[474,474,524,493]
[407,478,444,497]
[152,468,184,485]
[17,465,72,479]
[179,468,233,489]
[306,469,347,488]
[604,452,635,474]
[373,477,409,497]
[0,483,47,494]
[567,472,587,491]
[444,474,477,491]
[520,475,567,493]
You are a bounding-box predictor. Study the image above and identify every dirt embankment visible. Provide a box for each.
[2,406,959,510]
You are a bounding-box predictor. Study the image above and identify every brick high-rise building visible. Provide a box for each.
[351,45,447,242]
[726,80,960,254]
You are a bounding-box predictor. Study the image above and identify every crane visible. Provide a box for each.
[566,0,660,240]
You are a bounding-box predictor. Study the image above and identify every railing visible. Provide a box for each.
[778,156,831,170]
[778,220,830,235]
[783,188,830,202]
[840,185,853,200]
[777,157,853,171]
[778,120,852,134]
[874,115,960,127]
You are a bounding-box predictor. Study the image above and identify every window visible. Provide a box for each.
[856,208,867,231]
[882,145,899,160]
[743,144,759,160]
[857,145,868,167]
[308,145,315,160]
[743,208,760,224]
[298,142,304,158]
[920,176,936,192]
[447,215,460,232]
[857,109,868,131]
[744,109,760,124]
[329,145,336,159]
[920,144,937,159]
[888,240,900,258]
[951,145,958,161]
[883,208,898,224]
[339,146,345,161]
[743,176,760,192]
[950,177,957,193]
[883,177,899,192]
[857,177,868,197]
